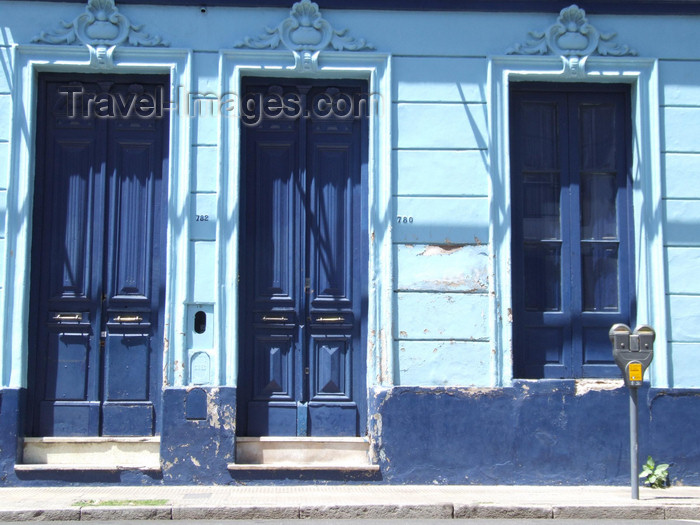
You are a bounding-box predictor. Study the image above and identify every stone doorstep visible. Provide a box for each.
[227,463,381,471]
[235,436,373,467]
[19,436,161,470]
[14,463,161,471]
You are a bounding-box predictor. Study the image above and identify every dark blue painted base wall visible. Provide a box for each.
[161,386,236,483]
[1,387,237,486]
[3,384,700,485]
[0,388,23,485]
[369,382,700,485]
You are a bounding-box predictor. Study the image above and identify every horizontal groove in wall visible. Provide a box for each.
[393,194,489,198]
[395,338,490,342]
[394,100,486,105]
[393,54,487,59]
[662,150,700,155]
[392,147,488,152]
[395,147,486,151]
[394,289,488,295]
[392,241,490,249]
[393,101,487,105]
[660,58,700,63]
[663,197,700,201]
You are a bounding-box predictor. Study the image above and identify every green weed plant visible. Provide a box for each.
[639,456,670,488]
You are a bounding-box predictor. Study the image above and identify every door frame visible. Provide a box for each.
[27,72,171,436]
[220,51,392,434]
[236,77,370,437]
[489,54,666,387]
[508,82,635,380]
[4,45,191,409]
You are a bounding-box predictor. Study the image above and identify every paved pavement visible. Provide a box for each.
[1,485,700,520]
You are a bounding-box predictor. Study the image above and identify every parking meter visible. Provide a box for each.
[610,323,654,388]
[610,323,655,500]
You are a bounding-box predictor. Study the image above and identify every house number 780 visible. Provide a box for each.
[397,216,414,224]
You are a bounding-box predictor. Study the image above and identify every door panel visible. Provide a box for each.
[310,334,351,400]
[510,84,633,379]
[253,335,294,398]
[253,139,299,303]
[29,74,168,437]
[247,124,302,436]
[238,80,367,437]
[49,141,97,302]
[248,333,296,436]
[108,144,156,299]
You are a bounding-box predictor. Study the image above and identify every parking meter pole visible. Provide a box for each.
[610,323,654,500]
[630,387,639,500]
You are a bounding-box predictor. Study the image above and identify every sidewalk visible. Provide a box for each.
[1,484,700,520]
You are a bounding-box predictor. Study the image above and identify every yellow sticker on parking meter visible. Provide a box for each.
[628,363,643,382]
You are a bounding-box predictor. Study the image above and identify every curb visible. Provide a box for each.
[0,503,699,521]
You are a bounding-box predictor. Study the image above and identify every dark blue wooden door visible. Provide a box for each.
[28,74,168,436]
[238,80,368,437]
[510,83,634,379]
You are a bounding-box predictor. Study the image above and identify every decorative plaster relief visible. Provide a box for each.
[235,0,374,71]
[507,4,636,76]
[32,0,168,69]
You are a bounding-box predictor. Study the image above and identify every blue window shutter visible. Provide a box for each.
[510,83,635,379]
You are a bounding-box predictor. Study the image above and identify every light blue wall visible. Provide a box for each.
[0,42,11,386]
[391,55,490,386]
[660,60,700,387]
[0,2,699,389]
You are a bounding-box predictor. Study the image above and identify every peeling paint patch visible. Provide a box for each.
[160,387,237,484]
[396,244,489,292]
[162,336,170,388]
[575,379,624,396]
[419,244,465,256]
[378,329,389,385]
[207,387,221,428]
[458,386,500,396]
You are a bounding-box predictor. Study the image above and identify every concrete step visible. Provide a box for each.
[19,436,161,470]
[232,436,377,471]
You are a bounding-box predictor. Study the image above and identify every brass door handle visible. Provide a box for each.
[262,316,288,322]
[53,313,83,321]
[114,315,143,323]
[317,316,344,323]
